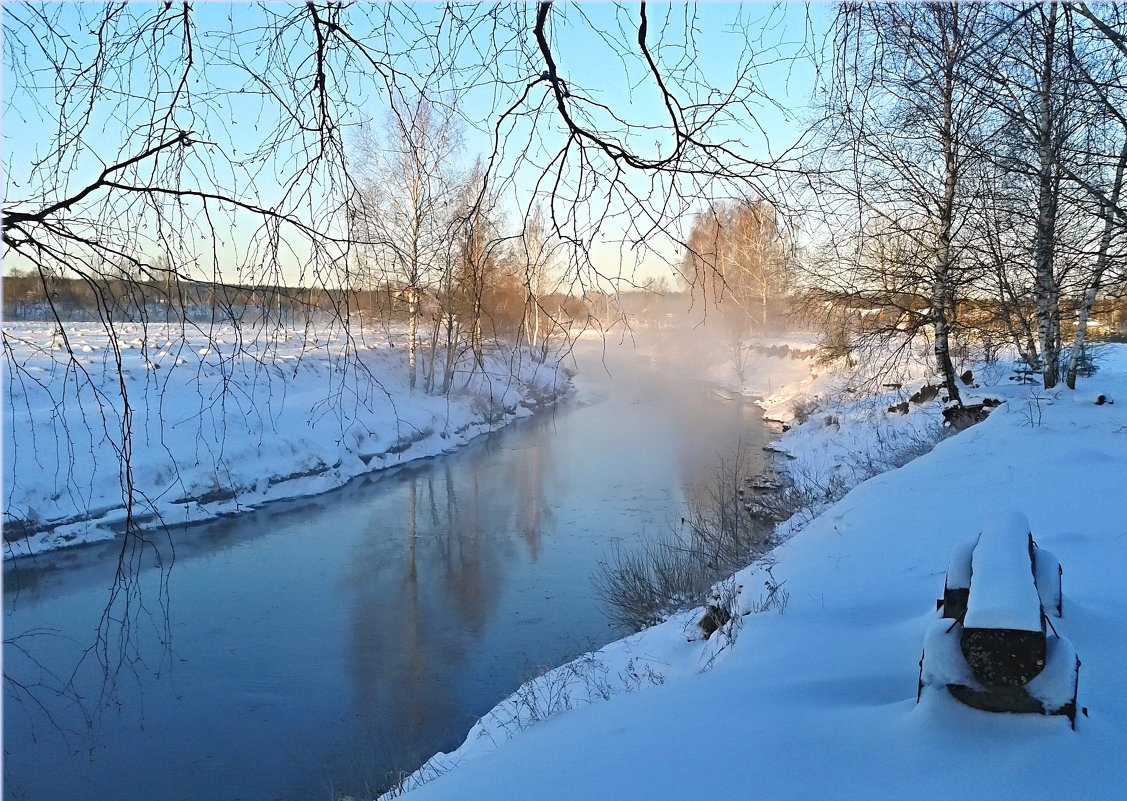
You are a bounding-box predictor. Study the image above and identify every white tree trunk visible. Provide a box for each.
[407,286,419,390]
[1033,3,1061,389]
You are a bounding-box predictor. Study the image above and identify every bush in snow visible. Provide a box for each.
[594,450,774,632]
[788,396,822,425]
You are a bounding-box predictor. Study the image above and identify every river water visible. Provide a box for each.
[3,337,771,801]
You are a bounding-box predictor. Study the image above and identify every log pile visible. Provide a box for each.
[918,511,1080,726]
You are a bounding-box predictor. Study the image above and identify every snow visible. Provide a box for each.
[921,619,979,689]
[945,538,977,590]
[963,510,1043,632]
[387,342,1127,801]
[7,323,1127,800]
[1034,548,1063,617]
[1026,635,1081,712]
[2,321,572,558]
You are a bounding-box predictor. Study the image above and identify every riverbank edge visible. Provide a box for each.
[3,362,575,562]
[379,343,1127,801]
[380,343,1032,798]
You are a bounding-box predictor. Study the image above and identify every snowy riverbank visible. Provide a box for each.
[386,343,1127,801]
[2,322,573,558]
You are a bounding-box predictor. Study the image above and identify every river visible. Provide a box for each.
[2,336,772,801]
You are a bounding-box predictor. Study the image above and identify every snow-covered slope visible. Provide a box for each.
[2,322,572,557]
[391,345,1127,800]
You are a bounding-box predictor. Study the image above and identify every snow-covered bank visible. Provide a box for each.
[388,343,1127,801]
[2,322,572,558]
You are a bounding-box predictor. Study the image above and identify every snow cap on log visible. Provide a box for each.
[921,620,979,689]
[946,538,977,590]
[1025,635,1079,712]
[1033,548,1063,618]
[963,510,1042,632]
[942,537,977,619]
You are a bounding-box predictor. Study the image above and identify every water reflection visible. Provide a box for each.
[3,340,770,801]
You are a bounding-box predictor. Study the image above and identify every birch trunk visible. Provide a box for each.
[471,293,484,369]
[407,286,419,391]
[426,316,440,394]
[1033,3,1061,389]
[441,315,458,396]
[933,6,963,407]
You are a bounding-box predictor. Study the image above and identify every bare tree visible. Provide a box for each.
[451,2,799,295]
[2,2,382,716]
[2,1,807,735]
[679,198,792,379]
[682,199,790,332]
[449,158,505,371]
[353,95,463,391]
[966,4,1080,387]
[810,2,993,404]
[517,203,563,357]
[952,3,1127,388]
[1056,4,1127,387]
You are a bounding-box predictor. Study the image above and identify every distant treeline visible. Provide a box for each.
[820,291,1127,344]
[1,270,597,332]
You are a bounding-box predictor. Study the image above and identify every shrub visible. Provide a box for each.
[593,450,775,633]
[592,539,714,632]
[818,324,852,365]
[788,396,821,425]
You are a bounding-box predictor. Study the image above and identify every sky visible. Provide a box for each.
[2,2,830,289]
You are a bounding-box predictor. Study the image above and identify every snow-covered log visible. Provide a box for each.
[961,511,1045,687]
[941,538,976,620]
[1033,548,1063,618]
[962,511,1042,632]
[921,510,1080,724]
[960,513,1045,689]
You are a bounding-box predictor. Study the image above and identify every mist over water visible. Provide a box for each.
[3,334,776,801]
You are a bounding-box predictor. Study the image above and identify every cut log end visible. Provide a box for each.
[961,627,1047,687]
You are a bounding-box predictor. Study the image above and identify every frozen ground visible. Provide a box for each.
[2,321,572,558]
[388,342,1127,800]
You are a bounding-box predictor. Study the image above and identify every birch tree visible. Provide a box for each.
[814,1,990,405]
[518,204,561,356]
[1063,5,1127,387]
[354,96,462,390]
[448,159,503,371]
[966,3,1127,388]
[974,4,1076,387]
[682,200,790,329]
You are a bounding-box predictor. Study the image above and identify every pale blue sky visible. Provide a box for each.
[3,2,829,287]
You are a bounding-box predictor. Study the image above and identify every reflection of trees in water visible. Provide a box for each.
[438,462,496,638]
[339,434,559,793]
[512,438,552,561]
[335,352,761,793]
[4,411,563,798]
[4,532,175,775]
